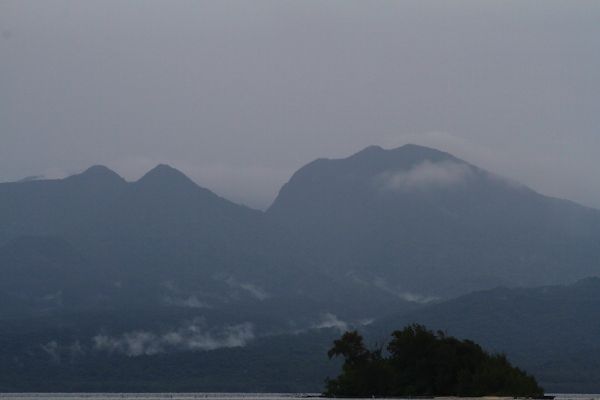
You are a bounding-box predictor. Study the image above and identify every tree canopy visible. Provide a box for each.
[325,324,544,398]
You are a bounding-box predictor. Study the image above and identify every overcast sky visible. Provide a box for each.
[2,1,599,209]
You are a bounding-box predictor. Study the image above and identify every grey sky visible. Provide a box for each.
[2,1,599,209]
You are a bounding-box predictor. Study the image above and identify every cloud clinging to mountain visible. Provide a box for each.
[376,160,473,192]
[93,320,254,356]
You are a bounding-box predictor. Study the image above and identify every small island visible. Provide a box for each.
[325,324,544,398]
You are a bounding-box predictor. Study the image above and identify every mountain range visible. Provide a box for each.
[1,144,599,392]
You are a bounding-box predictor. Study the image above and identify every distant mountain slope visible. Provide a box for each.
[2,147,599,313]
[1,149,600,392]
[370,277,600,392]
[0,236,99,316]
[0,165,272,304]
[0,315,341,392]
[0,163,413,327]
[6,279,600,393]
[0,166,127,245]
[267,144,600,297]
[73,164,271,283]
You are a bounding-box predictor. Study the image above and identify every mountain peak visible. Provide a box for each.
[136,164,198,189]
[83,165,118,175]
[350,144,455,163]
[394,143,455,157]
[316,144,461,178]
[396,143,448,153]
[127,164,249,214]
[67,165,125,184]
[353,145,385,156]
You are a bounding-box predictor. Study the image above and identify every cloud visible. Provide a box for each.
[163,295,211,309]
[67,341,85,362]
[40,341,61,363]
[372,277,438,304]
[93,320,254,357]
[42,290,63,304]
[224,277,270,301]
[397,292,439,304]
[312,313,349,333]
[39,340,87,364]
[376,160,474,192]
[160,281,215,308]
[237,282,270,301]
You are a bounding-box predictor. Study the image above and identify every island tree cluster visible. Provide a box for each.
[325,324,543,397]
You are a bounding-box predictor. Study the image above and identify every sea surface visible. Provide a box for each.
[0,394,599,400]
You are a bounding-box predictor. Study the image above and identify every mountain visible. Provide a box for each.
[369,277,600,392]
[6,278,600,392]
[0,165,127,245]
[0,163,411,332]
[267,144,600,297]
[0,236,105,316]
[0,318,342,392]
[73,164,270,284]
[2,146,600,392]
[3,147,600,321]
[5,146,599,314]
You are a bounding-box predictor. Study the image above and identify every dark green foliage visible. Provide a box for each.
[325,325,543,397]
[326,331,393,397]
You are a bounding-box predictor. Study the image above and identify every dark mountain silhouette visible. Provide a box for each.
[268,144,600,297]
[4,279,600,392]
[0,235,121,317]
[1,145,600,392]
[75,163,268,278]
[0,165,127,245]
[0,162,411,328]
[2,146,600,317]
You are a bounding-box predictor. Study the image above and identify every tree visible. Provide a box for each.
[325,324,544,398]
[325,331,392,397]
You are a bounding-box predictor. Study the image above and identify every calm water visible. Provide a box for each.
[0,396,307,400]
[0,395,599,400]
[0,396,303,399]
